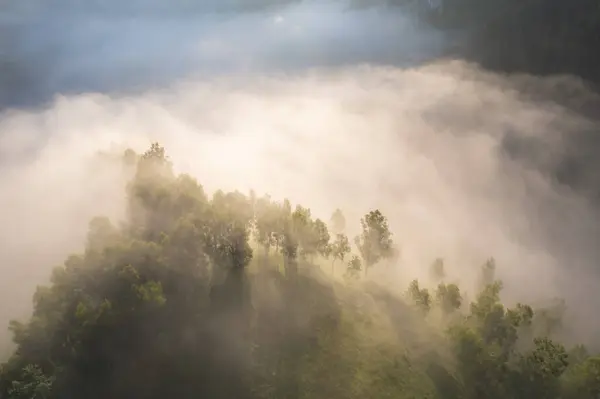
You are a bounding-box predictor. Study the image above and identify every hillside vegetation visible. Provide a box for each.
[1,143,600,399]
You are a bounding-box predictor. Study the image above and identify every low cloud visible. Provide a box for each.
[2,60,600,347]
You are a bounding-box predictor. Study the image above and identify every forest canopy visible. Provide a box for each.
[1,143,600,399]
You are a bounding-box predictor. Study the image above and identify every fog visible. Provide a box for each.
[1,0,600,350]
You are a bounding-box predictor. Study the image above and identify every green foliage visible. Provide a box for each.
[514,337,569,399]
[506,303,534,328]
[434,283,462,315]
[354,210,394,276]
[344,255,363,280]
[1,143,598,399]
[562,356,600,398]
[7,364,54,399]
[310,219,332,260]
[330,233,351,275]
[407,280,431,313]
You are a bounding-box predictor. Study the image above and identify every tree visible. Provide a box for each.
[252,195,278,261]
[330,233,351,275]
[429,258,445,282]
[7,365,54,399]
[515,337,569,399]
[562,356,600,399]
[354,210,394,277]
[448,324,505,399]
[291,205,315,261]
[329,208,346,235]
[506,303,534,328]
[478,257,496,290]
[434,283,462,315]
[344,255,362,280]
[407,280,431,313]
[311,219,332,260]
[534,298,567,338]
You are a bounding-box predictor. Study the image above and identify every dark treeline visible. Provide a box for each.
[1,143,600,399]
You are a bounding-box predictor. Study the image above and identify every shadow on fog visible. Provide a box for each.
[0,1,447,112]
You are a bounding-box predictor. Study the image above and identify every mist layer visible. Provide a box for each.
[2,57,600,347]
